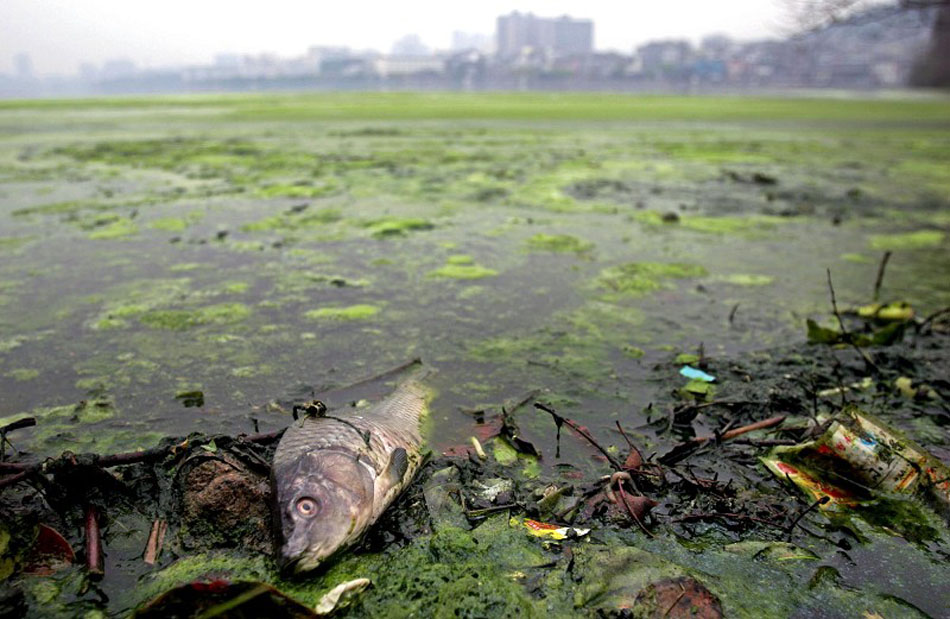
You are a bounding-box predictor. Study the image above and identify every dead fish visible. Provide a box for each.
[272,373,432,573]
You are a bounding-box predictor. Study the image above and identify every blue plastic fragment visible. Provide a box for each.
[680,365,715,382]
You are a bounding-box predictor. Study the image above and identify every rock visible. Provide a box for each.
[180,454,272,553]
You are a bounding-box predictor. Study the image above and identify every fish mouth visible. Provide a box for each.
[278,553,303,576]
[278,549,320,576]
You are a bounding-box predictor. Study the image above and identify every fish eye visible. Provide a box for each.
[295,497,318,518]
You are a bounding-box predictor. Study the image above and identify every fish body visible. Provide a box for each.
[272,375,430,573]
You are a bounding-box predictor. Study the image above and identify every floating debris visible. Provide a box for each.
[510,517,589,541]
[314,578,372,616]
[762,407,950,519]
[680,365,715,382]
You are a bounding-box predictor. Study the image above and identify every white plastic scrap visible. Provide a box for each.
[314,578,372,615]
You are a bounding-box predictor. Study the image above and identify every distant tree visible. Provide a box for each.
[784,0,950,87]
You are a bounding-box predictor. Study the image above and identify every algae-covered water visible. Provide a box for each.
[1,93,949,617]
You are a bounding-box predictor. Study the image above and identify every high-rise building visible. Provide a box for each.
[496,12,593,58]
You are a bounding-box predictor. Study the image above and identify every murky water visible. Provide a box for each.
[1,97,947,458]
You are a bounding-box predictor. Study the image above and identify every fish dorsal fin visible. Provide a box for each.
[385,447,409,484]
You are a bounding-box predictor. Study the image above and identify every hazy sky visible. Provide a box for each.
[1,0,789,76]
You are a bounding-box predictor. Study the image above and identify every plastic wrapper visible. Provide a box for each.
[762,406,950,518]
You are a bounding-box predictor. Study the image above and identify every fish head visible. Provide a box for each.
[274,450,374,574]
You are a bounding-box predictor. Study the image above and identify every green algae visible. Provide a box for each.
[869,230,945,250]
[841,252,873,263]
[0,398,117,442]
[470,299,645,386]
[674,353,701,365]
[304,304,380,321]
[0,336,26,354]
[87,216,138,240]
[230,364,273,378]
[168,263,204,272]
[227,240,267,252]
[524,233,594,254]
[140,302,252,330]
[222,281,250,294]
[255,180,341,199]
[363,217,435,238]
[6,368,39,381]
[681,214,785,235]
[242,207,342,233]
[719,273,775,286]
[446,254,474,265]
[622,345,645,358]
[135,515,550,617]
[0,236,33,252]
[633,210,786,236]
[428,264,498,280]
[594,261,707,297]
[151,211,204,232]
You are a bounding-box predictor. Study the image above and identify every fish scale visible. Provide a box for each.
[273,379,427,474]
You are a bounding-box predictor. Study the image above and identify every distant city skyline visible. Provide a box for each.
[1,0,794,76]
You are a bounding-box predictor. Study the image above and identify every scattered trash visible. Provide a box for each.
[469,436,487,460]
[472,478,513,503]
[762,407,950,518]
[856,301,914,323]
[680,365,715,382]
[817,376,874,399]
[314,578,371,616]
[806,318,906,347]
[893,376,938,401]
[510,517,589,541]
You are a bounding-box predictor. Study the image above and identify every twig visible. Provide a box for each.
[659,415,786,465]
[1,416,36,460]
[615,421,643,470]
[663,582,688,618]
[827,269,880,374]
[786,496,830,540]
[242,428,286,444]
[144,519,168,565]
[672,512,785,529]
[534,403,623,471]
[872,251,892,302]
[729,438,798,447]
[0,470,30,490]
[918,306,950,334]
[728,303,740,326]
[505,389,540,414]
[0,417,36,435]
[465,504,518,519]
[0,429,285,484]
[688,415,785,446]
[85,505,104,578]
